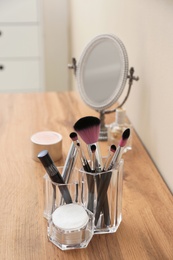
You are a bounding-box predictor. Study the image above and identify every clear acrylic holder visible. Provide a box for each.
[43,167,94,250]
[43,166,79,220]
[78,159,124,234]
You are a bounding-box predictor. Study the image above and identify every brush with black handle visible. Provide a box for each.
[95,129,130,225]
[101,145,117,226]
[38,150,72,204]
[70,132,95,211]
[94,169,112,226]
[91,144,111,226]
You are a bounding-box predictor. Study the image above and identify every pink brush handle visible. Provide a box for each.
[119,139,127,147]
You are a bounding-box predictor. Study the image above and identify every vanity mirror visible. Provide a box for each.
[68,34,139,140]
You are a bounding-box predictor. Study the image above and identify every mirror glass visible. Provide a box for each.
[76,34,129,111]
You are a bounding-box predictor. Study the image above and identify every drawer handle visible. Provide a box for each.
[0,65,4,70]
[0,31,2,36]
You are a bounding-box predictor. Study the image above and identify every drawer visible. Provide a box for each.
[0,26,40,58]
[0,0,38,23]
[0,59,41,91]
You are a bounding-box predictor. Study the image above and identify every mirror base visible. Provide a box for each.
[99,128,108,141]
[99,110,108,141]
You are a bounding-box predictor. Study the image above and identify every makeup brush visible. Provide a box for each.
[90,144,110,226]
[74,116,103,171]
[38,150,72,204]
[90,144,100,190]
[95,144,116,226]
[95,169,112,226]
[61,135,78,183]
[103,144,117,171]
[69,132,78,146]
[108,128,130,170]
[87,144,97,212]
[90,144,96,172]
[94,145,116,226]
[70,132,94,211]
[70,132,91,172]
[95,130,130,225]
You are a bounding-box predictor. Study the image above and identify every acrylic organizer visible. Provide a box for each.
[43,168,94,250]
[78,159,124,234]
[43,166,78,220]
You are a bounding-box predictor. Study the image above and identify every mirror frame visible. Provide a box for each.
[76,34,129,111]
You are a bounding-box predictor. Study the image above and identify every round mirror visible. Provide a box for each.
[76,34,129,111]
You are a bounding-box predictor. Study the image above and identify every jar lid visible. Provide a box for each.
[31,131,62,162]
[52,204,89,231]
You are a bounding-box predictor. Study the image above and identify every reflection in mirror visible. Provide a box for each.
[82,40,124,109]
[76,34,128,112]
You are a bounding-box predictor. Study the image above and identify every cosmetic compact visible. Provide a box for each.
[68,33,139,140]
[31,131,62,162]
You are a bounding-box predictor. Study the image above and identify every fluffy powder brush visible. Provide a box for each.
[73,116,103,171]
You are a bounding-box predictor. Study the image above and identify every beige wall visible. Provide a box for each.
[69,0,173,193]
[42,0,70,91]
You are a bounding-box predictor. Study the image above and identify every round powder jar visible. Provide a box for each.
[31,131,62,162]
[48,203,94,250]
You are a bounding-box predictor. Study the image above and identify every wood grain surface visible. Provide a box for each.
[0,91,173,260]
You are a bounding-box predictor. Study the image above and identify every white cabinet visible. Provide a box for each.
[0,26,39,58]
[0,0,44,92]
[0,0,38,23]
[0,60,41,91]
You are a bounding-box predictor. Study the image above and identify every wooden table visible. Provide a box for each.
[0,91,173,260]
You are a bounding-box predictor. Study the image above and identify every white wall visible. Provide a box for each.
[69,0,173,193]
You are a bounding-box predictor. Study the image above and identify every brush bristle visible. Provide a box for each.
[69,132,78,141]
[73,116,100,144]
[110,144,116,153]
[91,144,96,153]
[119,128,130,147]
[122,128,130,140]
[74,116,100,130]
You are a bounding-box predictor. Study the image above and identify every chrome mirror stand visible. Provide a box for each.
[98,67,139,141]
